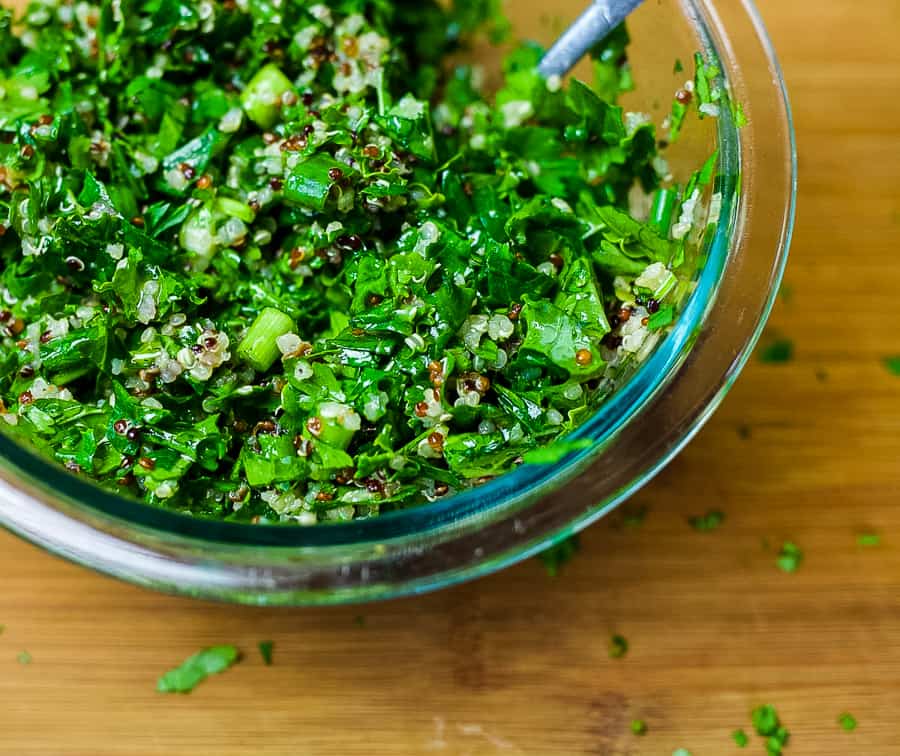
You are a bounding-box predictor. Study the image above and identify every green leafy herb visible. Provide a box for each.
[776,542,803,573]
[157,646,240,694]
[523,438,593,465]
[760,339,795,364]
[630,719,647,735]
[609,634,629,659]
[647,305,675,331]
[258,640,274,666]
[539,534,580,577]
[857,533,880,547]
[0,1,714,524]
[17,651,32,664]
[883,356,900,376]
[688,510,725,531]
[620,506,648,528]
[672,749,692,756]
[751,705,789,755]
[838,713,857,732]
[732,729,749,747]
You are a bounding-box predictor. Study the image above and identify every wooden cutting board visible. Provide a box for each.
[2,1,900,753]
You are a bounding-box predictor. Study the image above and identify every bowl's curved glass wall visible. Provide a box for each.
[0,0,794,605]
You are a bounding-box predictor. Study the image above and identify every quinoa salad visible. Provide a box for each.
[0,0,721,523]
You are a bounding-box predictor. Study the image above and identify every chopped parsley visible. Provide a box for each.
[522,438,593,465]
[732,728,749,747]
[751,704,789,754]
[16,650,31,665]
[857,533,880,547]
[672,749,692,756]
[157,645,240,694]
[0,1,715,522]
[647,304,675,331]
[258,640,274,666]
[883,356,900,376]
[776,541,803,573]
[630,719,647,735]
[759,339,795,364]
[619,505,648,528]
[539,534,580,577]
[688,509,724,531]
[609,634,628,659]
[838,712,857,732]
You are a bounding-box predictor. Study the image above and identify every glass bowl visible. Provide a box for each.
[0,0,795,605]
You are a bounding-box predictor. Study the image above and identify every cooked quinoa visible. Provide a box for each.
[0,0,716,522]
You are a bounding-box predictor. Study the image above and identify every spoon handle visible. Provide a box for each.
[538,0,646,78]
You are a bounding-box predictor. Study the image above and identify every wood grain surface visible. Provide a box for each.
[2,1,900,754]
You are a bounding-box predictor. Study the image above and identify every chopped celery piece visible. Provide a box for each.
[237,308,295,372]
[241,64,295,128]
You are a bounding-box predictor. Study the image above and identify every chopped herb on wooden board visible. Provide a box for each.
[688,510,725,531]
[883,357,900,376]
[759,339,795,364]
[258,641,274,666]
[609,634,629,659]
[776,542,803,573]
[157,646,240,694]
[539,534,580,577]
[751,704,789,754]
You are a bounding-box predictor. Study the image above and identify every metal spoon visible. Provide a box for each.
[538,0,647,79]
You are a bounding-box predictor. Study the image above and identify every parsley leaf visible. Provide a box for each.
[620,506,648,528]
[609,634,629,659]
[17,651,32,665]
[631,719,647,735]
[523,438,593,465]
[647,305,675,331]
[157,646,240,694]
[883,356,900,376]
[751,704,789,755]
[732,729,749,747]
[258,640,274,666]
[776,542,803,573]
[688,510,725,531]
[838,712,857,732]
[539,534,580,577]
[759,339,795,364]
[857,533,880,547]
